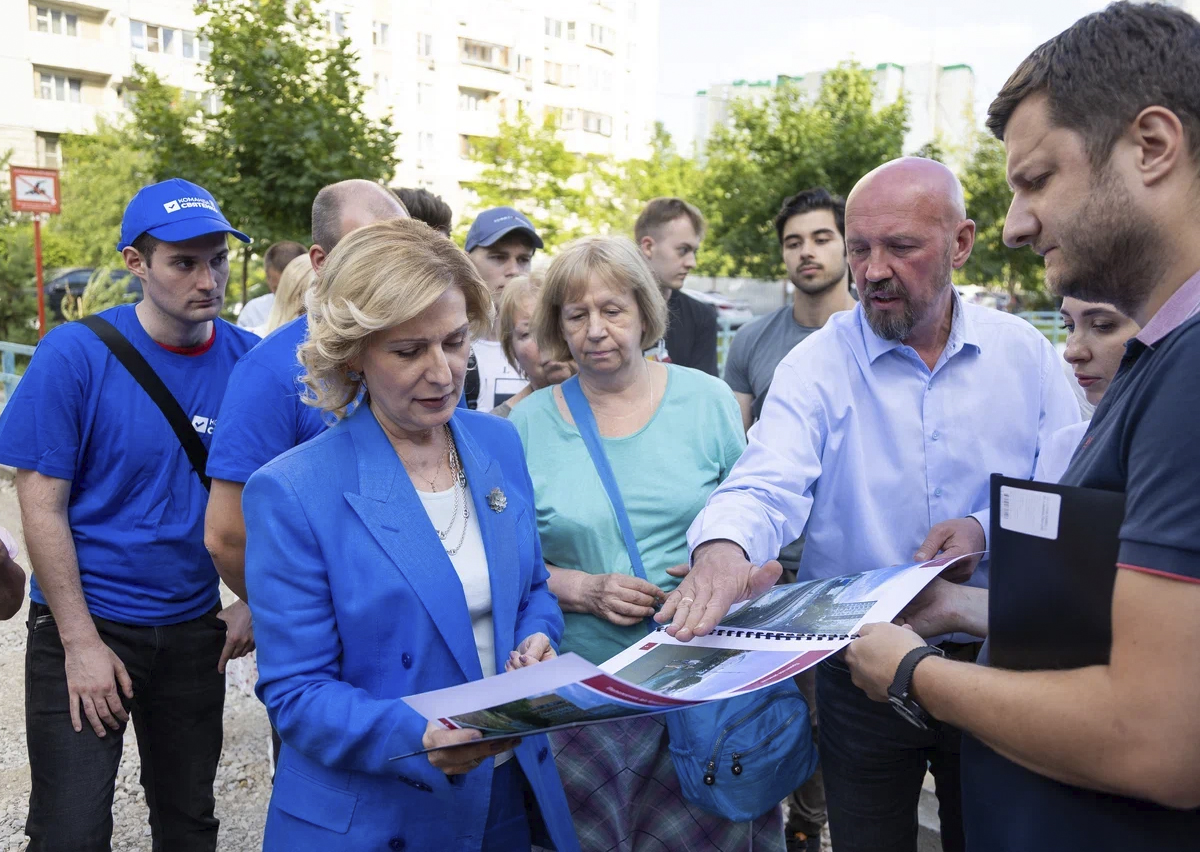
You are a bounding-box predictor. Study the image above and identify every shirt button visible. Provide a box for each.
[388,838,406,851]
[931,431,940,441]
[401,653,413,669]
[934,488,943,497]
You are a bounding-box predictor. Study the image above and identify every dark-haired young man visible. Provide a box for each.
[636,197,719,375]
[0,179,260,851]
[726,188,857,431]
[236,240,307,331]
[845,3,1200,849]
[394,186,453,236]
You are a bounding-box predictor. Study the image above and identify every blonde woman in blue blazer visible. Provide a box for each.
[242,219,579,852]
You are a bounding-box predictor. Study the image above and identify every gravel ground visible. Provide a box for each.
[0,477,272,850]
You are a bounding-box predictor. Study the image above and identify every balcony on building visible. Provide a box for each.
[459,38,511,74]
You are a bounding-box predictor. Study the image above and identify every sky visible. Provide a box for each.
[655,0,1111,152]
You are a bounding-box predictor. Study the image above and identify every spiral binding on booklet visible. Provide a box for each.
[651,626,859,641]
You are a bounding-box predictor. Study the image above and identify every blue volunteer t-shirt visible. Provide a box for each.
[206,314,327,484]
[0,305,258,626]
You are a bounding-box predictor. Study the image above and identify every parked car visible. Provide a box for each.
[686,290,756,329]
[43,267,140,318]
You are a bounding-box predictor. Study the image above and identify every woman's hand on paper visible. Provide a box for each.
[505,632,557,672]
[423,723,521,775]
[583,573,665,627]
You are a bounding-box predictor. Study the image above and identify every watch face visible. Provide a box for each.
[888,695,931,731]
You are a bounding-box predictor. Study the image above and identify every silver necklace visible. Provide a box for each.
[441,432,470,556]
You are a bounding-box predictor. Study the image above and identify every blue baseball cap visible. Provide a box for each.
[464,206,543,253]
[117,178,250,252]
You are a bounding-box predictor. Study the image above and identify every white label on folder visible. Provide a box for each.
[999,486,1061,540]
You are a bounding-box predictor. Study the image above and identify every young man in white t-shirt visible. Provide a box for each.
[463,207,543,412]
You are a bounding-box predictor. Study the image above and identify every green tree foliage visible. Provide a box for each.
[462,111,594,250]
[49,120,152,269]
[959,133,1050,308]
[696,63,908,278]
[127,0,399,249]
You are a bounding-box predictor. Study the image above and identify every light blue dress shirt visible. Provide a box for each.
[687,294,1080,591]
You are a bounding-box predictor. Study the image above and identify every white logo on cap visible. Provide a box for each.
[164,200,181,213]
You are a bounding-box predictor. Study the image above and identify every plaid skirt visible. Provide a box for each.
[536,714,785,852]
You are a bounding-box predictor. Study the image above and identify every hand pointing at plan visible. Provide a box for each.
[654,540,782,641]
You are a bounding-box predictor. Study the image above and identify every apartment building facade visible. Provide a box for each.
[1,0,659,221]
[694,62,976,168]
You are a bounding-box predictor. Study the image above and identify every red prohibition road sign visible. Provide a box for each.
[10,166,61,215]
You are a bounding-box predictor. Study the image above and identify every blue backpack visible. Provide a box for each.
[562,376,818,821]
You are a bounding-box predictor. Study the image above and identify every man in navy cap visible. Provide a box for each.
[463,206,544,412]
[0,178,260,851]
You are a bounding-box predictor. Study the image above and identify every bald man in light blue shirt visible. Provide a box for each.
[662,158,1079,852]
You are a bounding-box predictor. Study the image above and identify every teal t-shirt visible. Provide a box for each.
[509,365,746,664]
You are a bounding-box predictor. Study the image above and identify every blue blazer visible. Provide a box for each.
[243,406,579,852]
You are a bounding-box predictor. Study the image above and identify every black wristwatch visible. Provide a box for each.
[887,645,945,730]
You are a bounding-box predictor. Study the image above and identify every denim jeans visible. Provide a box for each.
[816,654,965,852]
[24,601,227,852]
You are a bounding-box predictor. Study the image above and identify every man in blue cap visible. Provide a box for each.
[463,206,544,412]
[0,178,260,851]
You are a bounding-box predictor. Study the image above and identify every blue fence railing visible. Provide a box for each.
[1,341,37,408]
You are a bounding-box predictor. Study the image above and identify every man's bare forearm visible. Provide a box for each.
[16,471,98,647]
[204,479,248,600]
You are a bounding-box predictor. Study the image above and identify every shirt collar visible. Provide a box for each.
[860,287,979,365]
[1135,267,1200,347]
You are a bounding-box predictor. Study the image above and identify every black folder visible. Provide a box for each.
[987,473,1125,671]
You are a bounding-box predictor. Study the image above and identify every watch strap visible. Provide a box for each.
[888,645,944,701]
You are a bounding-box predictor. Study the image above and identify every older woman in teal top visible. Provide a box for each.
[509,236,784,851]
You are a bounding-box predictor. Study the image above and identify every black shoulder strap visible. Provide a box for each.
[78,315,211,491]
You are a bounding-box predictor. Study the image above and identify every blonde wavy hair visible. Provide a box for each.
[262,254,315,335]
[498,270,544,372]
[299,218,493,419]
[534,236,667,364]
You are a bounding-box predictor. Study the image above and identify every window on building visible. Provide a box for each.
[459,38,509,71]
[36,7,78,36]
[419,132,435,153]
[374,73,391,100]
[130,20,145,51]
[373,21,389,47]
[544,61,562,86]
[163,28,177,54]
[516,55,533,77]
[458,87,495,112]
[544,17,562,38]
[582,110,612,136]
[181,29,195,58]
[328,11,347,37]
[562,108,577,129]
[145,24,161,52]
[567,21,576,41]
[417,82,434,107]
[35,133,60,169]
[198,35,211,62]
[417,32,433,58]
[588,23,616,51]
[37,71,82,103]
[565,64,579,87]
[459,134,479,158]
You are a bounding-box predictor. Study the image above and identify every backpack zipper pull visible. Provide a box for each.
[731,753,743,776]
[703,760,717,786]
